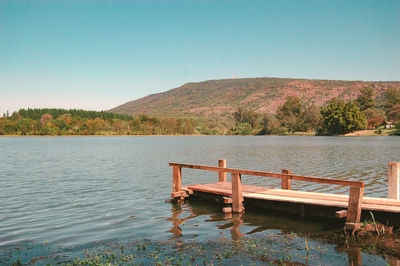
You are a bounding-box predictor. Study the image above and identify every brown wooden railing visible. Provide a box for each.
[169,162,364,187]
[169,160,365,229]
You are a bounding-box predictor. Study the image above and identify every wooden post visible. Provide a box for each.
[345,186,364,230]
[388,162,400,200]
[281,169,292,190]
[232,173,243,213]
[172,166,182,197]
[218,159,227,182]
[336,210,348,219]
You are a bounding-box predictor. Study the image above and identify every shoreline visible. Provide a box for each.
[0,133,398,137]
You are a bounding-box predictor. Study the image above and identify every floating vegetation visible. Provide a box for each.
[2,231,395,265]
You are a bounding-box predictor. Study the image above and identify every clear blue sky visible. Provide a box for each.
[1,0,399,114]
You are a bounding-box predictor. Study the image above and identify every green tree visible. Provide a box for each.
[16,118,37,135]
[176,119,195,135]
[303,104,321,131]
[233,107,259,128]
[318,99,367,135]
[363,108,386,128]
[11,111,21,120]
[383,88,400,113]
[355,87,375,111]
[17,108,133,121]
[260,113,283,135]
[0,118,16,135]
[276,96,305,132]
[387,104,400,121]
[92,118,106,132]
[53,118,67,133]
[40,122,58,135]
[233,122,252,135]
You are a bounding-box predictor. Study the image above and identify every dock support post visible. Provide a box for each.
[281,169,292,190]
[345,186,364,231]
[388,162,400,200]
[171,166,182,199]
[218,159,227,182]
[232,173,244,213]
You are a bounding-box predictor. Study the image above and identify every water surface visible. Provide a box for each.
[0,136,399,264]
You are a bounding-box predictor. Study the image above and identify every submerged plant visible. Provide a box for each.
[370,211,379,235]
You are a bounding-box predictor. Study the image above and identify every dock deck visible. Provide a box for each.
[169,160,400,231]
[184,182,400,213]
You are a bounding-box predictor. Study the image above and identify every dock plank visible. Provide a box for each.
[244,192,349,208]
[186,182,400,214]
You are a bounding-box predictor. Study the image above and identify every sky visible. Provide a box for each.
[1,0,399,114]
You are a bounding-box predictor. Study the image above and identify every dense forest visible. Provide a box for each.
[17,108,132,121]
[0,109,198,136]
[1,87,399,136]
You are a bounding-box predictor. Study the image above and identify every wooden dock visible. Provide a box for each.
[169,160,400,231]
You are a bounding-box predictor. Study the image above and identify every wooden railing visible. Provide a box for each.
[169,160,365,229]
[388,162,400,199]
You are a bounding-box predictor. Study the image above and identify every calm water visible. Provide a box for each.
[0,136,399,264]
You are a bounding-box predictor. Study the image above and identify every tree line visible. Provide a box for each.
[0,109,198,136]
[231,87,400,135]
[1,88,399,136]
[17,108,132,121]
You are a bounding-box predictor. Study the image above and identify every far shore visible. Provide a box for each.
[343,129,396,136]
[0,130,398,137]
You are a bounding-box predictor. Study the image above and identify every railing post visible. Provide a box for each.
[218,159,227,182]
[232,173,243,213]
[345,186,364,230]
[281,169,291,190]
[172,166,182,198]
[388,162,400,200]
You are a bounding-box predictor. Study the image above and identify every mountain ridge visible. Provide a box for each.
[110,77,400,119]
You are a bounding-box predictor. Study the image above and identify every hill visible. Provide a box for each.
[110,77,400,121]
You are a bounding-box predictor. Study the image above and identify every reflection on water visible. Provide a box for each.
[168,201,245,240]
[221,213,244,241]
[0,136,400,263]
[166,199,400,265]
[167,202,197,238]
[166,198,343,239]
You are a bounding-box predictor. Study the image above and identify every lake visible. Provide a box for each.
[0,136,399,264]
